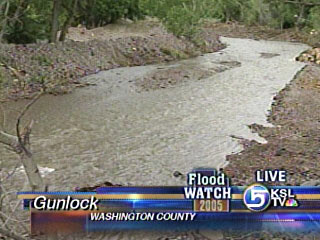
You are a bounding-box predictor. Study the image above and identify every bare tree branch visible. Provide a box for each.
[16,92,42,157]
[21,119,33,146]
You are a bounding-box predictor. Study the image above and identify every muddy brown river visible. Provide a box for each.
[0,37,309,191]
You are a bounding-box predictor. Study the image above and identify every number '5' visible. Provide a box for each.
[247,188,268,208]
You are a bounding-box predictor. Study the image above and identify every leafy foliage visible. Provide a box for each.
[142,0,320,38]
[0,0,320,43]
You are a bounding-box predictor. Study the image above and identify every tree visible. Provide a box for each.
[50,0,61,43]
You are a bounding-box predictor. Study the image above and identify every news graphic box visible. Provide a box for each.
[17,186,320,234]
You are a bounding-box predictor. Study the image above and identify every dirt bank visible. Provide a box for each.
[225,65,320,187]
[0,19,224,100]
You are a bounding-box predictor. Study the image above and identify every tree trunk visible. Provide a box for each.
[59,0,78,41]
[59,18,71,42]
[50,0,61,43]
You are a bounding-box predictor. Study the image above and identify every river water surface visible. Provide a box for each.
[1,37,309,190]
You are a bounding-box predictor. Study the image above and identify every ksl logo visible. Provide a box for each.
[270,188,297,207]
[243,184,298,211]
[243,184,271,212]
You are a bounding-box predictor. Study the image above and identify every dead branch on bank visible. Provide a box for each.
[0,92,45,191]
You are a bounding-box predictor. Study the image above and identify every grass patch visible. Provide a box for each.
[31,55,53,67]
[160,47,188,59]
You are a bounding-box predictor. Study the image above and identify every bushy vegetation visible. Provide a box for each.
[141,0,320,39]
[0,0,319,44]
[309,6,320,30]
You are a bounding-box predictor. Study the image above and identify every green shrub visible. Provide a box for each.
[164,5,201,38]
[309,6,320,31]
[141,0,209,38]
[3,0,51,44]
[241,0,271,25]
[266,1,296,29]
[206,0,242,22]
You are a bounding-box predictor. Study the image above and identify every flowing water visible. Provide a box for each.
[0,37,309,190]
